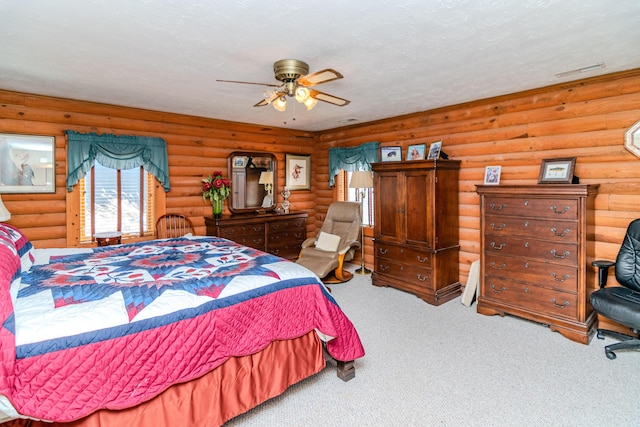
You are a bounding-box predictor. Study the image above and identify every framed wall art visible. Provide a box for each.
[427,140,442,160]
[285,153,311,190]
[380,146,402,162]
[484,165,502,185]
[538,157,576,184]
[407,143,425,160]
[0,133,55,194]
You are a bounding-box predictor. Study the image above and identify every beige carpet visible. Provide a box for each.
[226,267,639,426]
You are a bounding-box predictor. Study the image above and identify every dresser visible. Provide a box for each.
[372,160,461,305]
[476,184,598,344]
[204,211,307,261]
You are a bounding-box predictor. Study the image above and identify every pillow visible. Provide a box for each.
[0,224,35,272]
[316,231,341,252]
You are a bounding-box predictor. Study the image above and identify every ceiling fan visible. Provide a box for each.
[216,59,350,112]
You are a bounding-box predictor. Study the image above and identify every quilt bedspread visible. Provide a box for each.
[1,237,364,422]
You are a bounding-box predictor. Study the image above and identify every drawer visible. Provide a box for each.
[375,258,432,288]
[269,218,306,232]
[231,234,265,250]
[267,245,301,260]
[218,223,265,238]
[483,275,578,320]
[484,215,578,242]
[484,254,578,292]
[375,242,432,268]
[484,236,577,265]
[268,229,306,245]
[484,197,578,220]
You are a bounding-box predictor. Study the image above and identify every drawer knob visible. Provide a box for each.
[379,248,389,255]
[551,227,570,237]
[490,242,506,250]
[416,256,429,263]
[379,264,389,272]
[490,262,506,270]
[551,272,570,282]
[489,284,506,293]
[490,223,506,231]
[489,203,505,211]
[550,298,570,309]
[550,205,570,214]
[550,249,570,259]
[417,274,429,282]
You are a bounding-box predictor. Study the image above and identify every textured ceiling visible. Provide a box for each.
[1,0,639,131]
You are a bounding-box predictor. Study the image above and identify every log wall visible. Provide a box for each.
[2,69,640,328]
[0,91,316,248]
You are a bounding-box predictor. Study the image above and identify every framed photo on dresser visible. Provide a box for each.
[538,157,576,184]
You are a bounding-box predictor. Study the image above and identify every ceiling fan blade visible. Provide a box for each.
[309,89,350,106]
[297,69,343,87]
[254,91,286,107]
[217,79,281,88]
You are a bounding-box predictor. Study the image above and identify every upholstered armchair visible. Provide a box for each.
[296,201,361,283]
[590,218,640,359]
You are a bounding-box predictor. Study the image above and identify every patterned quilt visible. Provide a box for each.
[0,236,364,422]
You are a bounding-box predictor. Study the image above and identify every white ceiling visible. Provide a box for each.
[1,0,639,132]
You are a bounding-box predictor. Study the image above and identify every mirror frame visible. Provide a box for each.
[624,120,640,159]
[227,151,277,214]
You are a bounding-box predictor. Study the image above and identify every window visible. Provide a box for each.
[79,162,155,242]
[338,171,374,226]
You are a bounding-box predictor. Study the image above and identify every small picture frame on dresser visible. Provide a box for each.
[483,166,501,185]
[538,157,576,184]
[380,146,402,162]
[426,140,442,160]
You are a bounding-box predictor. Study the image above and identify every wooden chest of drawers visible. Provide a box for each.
[204,211,307,261]
[476,185,598,344]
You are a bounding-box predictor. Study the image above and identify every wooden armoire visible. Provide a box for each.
[372,159,461,305]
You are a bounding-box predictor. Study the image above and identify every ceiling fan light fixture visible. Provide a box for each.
[304,96,318,111]
[273,96,287,112]
[294,87,310,103]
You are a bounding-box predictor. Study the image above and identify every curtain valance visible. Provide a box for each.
[328,141,379,187]
[65,130,170,192]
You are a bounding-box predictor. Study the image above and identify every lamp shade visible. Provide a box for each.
[0,195,10,222]
[258,171,273,185]
[349,171,373,189]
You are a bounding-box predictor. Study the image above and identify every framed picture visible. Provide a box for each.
[427,140,442,160]
[285,153,311,190]
[407,144,425,160]
[0,133,55,194]
[484,166,502,185]
[538,157,576,184]
[232,156,246,168]
[380,146,402,162]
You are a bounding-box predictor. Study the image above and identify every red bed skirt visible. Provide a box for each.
[3,331,325,427]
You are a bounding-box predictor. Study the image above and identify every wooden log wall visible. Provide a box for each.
[0,91,316,248]
[2,68,640,331]
[316,70,640,296]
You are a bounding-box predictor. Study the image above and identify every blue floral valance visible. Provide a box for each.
[65,130,170,192]
[328,141,379,187]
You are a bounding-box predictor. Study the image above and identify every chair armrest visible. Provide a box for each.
[592,260,616,289]
[338,240,360,255]
[301,237,316,249]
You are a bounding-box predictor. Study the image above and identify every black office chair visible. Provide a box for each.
[590,218,640,359]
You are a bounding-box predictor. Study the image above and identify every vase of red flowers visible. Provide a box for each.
[202,171,231,218]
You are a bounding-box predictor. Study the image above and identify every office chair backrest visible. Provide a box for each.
[615,218,640,292]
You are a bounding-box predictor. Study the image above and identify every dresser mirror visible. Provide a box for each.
[624,119,640,159]
[227,152,277,214]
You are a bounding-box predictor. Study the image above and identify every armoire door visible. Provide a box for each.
[374,171,403,243]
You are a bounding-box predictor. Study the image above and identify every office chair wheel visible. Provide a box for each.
[605,349,617,360]
[597,330,605,340]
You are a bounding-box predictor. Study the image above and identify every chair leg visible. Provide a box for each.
[604,339,640,360]
[597,328,638,342]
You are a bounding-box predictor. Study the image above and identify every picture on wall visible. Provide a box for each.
[0,133,55,193]
[285,153,311,190]
[407,144,425,160]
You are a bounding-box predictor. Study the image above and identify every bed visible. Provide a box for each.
[0,223,364,426]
